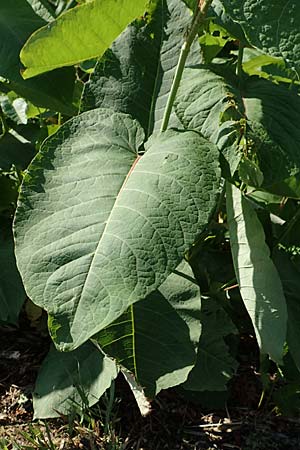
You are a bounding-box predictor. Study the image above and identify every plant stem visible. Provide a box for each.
[236,42,244,78]
[277,205,300,244]
[160,0,213,132]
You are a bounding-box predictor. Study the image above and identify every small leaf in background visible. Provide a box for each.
[33,342,118,419]
[226,182,287,363]
[242,48,300,85]
[96,261,201,398]
[20,0,151,79]
[221,0,300,72]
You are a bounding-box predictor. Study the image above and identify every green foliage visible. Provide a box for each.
[221,0,300,73]
[1,0,300,420]
[14,116,220,350]
[33,342,118,419]
[81,0,200,134]
[0,0,77,115]
[96,261,201,397]
[20,0,151,78]
[226,183,287,363]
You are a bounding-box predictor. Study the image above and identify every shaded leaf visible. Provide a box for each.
[14,109,220,350]
[0,128,37,172]
[221,0,300,72]
[20,0,150,78]
[0,220,26,324]
[33,342,118,419]
[273,249,300,373]
[81,0,201,135]
[210,0,248,45]
[95,261,201,397]
[183,296,238,391]
[226,182,287,362]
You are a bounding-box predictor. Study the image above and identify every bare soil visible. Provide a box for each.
[1,313,300,450]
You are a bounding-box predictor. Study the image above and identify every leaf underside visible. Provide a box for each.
[14,108,221,350]
[226,183,287,363]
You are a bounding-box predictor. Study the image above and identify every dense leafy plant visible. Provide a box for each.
[1,0,300,418]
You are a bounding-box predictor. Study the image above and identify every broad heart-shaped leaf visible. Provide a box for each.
[183,296,238,392]
[220,0,300,72]
[95,261,201,398]
[20,0,150,79]
[175,65,300,197]
[226,182,287,363]
[0,219,26,324]
[0,0,76,115]
[33,341,118,419]
[14,108,221,351]
[81,0,201,135]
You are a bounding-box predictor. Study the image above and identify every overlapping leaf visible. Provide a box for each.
[0,0,76,115]
[95,261,201,397]
[33,341,118,418]
[273,248,300,373]
[20,0,150,79]
[81,0,201,135]
[183,296,238,392]
[226,183,287,362]
[221,0,300,72]
[0,220,26,323]
[14,108,221,350]
[175,65,300,197]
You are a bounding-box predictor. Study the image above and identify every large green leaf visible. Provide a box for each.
[14,109,221,350]
[0,219,26,324]
[20,0,150,79]
[226,182,287,363]
[33,341,118,419]
[81,0,200,135]
[220,0,300,72]
[95,261,201,397]
[175,65,300,197]
[0,0,77,115]
[183,296,238,392]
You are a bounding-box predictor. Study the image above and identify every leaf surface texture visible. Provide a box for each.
[14,109,221,350]
[226,183,287,362]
